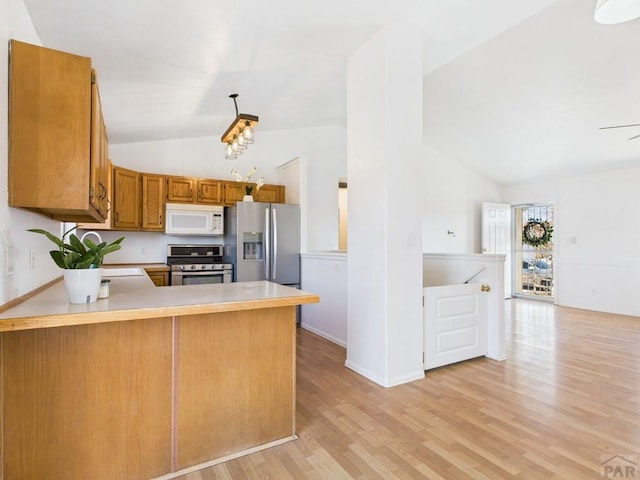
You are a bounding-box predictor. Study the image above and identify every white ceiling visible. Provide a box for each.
[21,0,640,185]
[424,0,640,185]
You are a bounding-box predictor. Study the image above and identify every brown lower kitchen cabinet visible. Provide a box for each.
[145,269,169,286]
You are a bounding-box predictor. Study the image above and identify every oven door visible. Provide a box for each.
[171,270,232,286]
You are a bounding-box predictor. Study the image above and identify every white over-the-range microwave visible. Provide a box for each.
[165,203,224,235]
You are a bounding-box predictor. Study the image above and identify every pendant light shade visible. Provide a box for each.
[594,0,640,24]
[221,94,258,160]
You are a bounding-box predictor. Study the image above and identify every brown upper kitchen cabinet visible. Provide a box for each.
[166,176,195,203]
[222,182,246,205]
[196,179,223,204]
[112,166,140,230]
[142,174,166,231]
[256,184,285,204]
[77,160,113,230]
[8,40,108,223]
[90,70,109,218]
[167,176,223,205]
[222,182,285,205]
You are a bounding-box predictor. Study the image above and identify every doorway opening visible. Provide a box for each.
[513,204,554,299]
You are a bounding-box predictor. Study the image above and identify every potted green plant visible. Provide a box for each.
[29,226,125,303]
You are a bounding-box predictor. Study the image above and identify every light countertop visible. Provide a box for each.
[0,275,319,332]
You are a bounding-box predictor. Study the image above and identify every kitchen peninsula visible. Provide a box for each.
[0,275,319,480]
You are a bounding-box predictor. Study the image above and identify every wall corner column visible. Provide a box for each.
[346,24,425,387]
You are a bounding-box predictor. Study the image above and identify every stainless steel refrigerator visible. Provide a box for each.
[224,202,300,286]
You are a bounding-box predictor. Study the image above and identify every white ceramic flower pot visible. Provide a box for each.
[63,268,103,304]
[242,195,254,202]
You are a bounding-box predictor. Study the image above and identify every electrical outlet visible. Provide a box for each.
[30,249,36,269]
[141,246,147,256]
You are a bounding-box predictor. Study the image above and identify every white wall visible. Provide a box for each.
[300,252,347,346]
[422,145,502,253]
[0,0,65,305]
[346,24,425,387]
[502,167,640,317]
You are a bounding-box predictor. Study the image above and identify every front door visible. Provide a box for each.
[482,202,511,297]
[514,204,554,299]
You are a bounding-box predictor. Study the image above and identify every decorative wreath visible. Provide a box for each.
[523,219,553,247]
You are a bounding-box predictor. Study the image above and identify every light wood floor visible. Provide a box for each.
[177,299,640,479]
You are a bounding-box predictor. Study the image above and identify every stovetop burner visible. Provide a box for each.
[166,244,226,267]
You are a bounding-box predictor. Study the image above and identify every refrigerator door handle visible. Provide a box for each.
[272,208,277,280]
[264,207,270,279]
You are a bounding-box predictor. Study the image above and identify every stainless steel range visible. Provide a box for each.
[167,244,233,286]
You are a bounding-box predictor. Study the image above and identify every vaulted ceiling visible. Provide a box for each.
[21,0,640,185]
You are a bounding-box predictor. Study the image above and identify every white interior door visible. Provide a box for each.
[482,202,511,298]
[424,283,487,370]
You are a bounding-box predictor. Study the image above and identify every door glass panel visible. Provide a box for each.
[514,204,554,299]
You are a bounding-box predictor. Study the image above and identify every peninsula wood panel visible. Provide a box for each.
[2,318,173,480]
[176,307,296,469]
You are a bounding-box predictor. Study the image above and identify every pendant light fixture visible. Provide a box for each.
[594,0,640,24]
[222,93,258,160]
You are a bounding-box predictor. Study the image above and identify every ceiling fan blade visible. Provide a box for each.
[599,123,640,130]
[628,133,640,140]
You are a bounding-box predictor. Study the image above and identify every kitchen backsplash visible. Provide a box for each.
[76,229,224,264]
